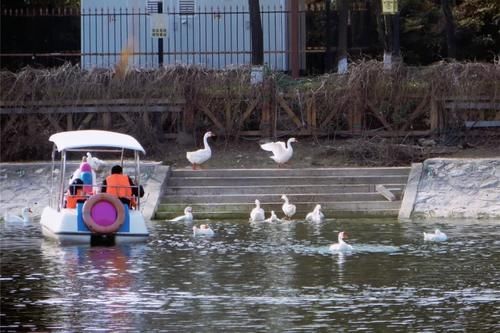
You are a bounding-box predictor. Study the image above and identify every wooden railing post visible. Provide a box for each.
[349,106,363,135]
[260,79,273,138]
[430,97,440,134]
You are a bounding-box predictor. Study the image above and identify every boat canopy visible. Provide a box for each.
[49,130,146,154]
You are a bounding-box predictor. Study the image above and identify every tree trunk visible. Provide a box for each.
[337,0,348,74]
[441,0,456,59]
[324,0,335,71]
[248,0,264,65]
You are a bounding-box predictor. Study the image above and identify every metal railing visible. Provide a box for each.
[1,5,371,72]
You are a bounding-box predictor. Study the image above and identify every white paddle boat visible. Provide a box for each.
[40,130,149,245]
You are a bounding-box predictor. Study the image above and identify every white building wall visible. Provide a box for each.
[81,0,290,70]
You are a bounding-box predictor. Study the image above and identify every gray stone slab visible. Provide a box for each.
[141,165,170,221]
[398,163,423,220]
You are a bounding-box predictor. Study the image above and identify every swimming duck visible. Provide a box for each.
[260,138,297,167]
[3,207,32,224]
[305,204,325,223]
[249,199,265,222]
[264,210,281,223]
[280,194,296,220]
[423,229,448,242]
[170,206,193,222]
[329,231,353,252]
[186,131,215,170]
[193,224,214,237]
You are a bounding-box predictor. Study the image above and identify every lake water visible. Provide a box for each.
[1,218,499,332]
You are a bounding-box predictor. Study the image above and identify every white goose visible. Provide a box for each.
[281,194,296,220]
[260,138,297,167]
[86,152,107,171]
[264,210,281,223]
[3,207,32,224]
[249,199,265,222]
[423,229,448,242]
[186,131,215,170]
[193,224,214,237]
[170,206,193,222]
[329,231,353,252]
[305,204,325,223]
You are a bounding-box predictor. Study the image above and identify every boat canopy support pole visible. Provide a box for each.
[135,151,141,210]
[49,145,56,208]
[58,151,67,211]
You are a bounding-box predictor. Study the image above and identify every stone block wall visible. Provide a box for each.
[412,158,500,219]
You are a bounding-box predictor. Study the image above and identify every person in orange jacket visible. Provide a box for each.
[65,178,87,209]
[101,165,144,208]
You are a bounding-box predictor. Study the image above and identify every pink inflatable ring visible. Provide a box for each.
[82,193,125,234]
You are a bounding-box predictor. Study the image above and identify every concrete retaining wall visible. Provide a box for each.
[407,158,500,219]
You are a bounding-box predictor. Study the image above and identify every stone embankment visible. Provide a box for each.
[2,159,499,221]
[404,158,500,219]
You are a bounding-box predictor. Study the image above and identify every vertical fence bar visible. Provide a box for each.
[204,7,208,66]
[198,6,202,65]
[290,0,299,78]
[101,8,104,67]
[125,7,129,67]
[191,7,195,65]
[93,8,97,66]
[166,6,170,65]
[82,8,85,68]
[137,8,141,66]
[142,7,147,67]
[274,5,278,69]
[210,6,214,68]
[216,7,220,69]
[113,8,117,66]
[119,8,123,66]
[229,6,234,66]
[223,6,227,68]
[132,8,136,67]
[107,8,110,67]
[235,6,239,65]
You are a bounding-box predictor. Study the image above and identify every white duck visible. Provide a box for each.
[86,152,107,171]
[260,138,298,167]
[329,231,353,252]
[193,224,215,237]
[170,206,193,222]
[186,131,215,170]
[281,194,296,220]
[3,207,32,224]
[263,210,280,223]
[423,229,448,242]
[249,199,265,222]
[305,204,325,223]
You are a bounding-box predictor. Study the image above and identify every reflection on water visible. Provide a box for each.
[1,218,499,332]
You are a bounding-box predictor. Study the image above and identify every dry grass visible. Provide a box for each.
[1,61,499,162]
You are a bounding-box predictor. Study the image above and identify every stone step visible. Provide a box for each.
[165,184,405,195]
[157,209,400,220]
[171,167,411,178]
[161,192,403,204]
[167,175,409,186]
[156,201,401,220]
[157,166,411,219]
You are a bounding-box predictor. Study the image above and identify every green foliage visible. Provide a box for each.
[454,0,500,60]
[399,0,442,64]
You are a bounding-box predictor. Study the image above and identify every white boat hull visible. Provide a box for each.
[40,206,149,245]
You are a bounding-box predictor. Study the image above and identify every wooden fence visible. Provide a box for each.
[2,90,499,161]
